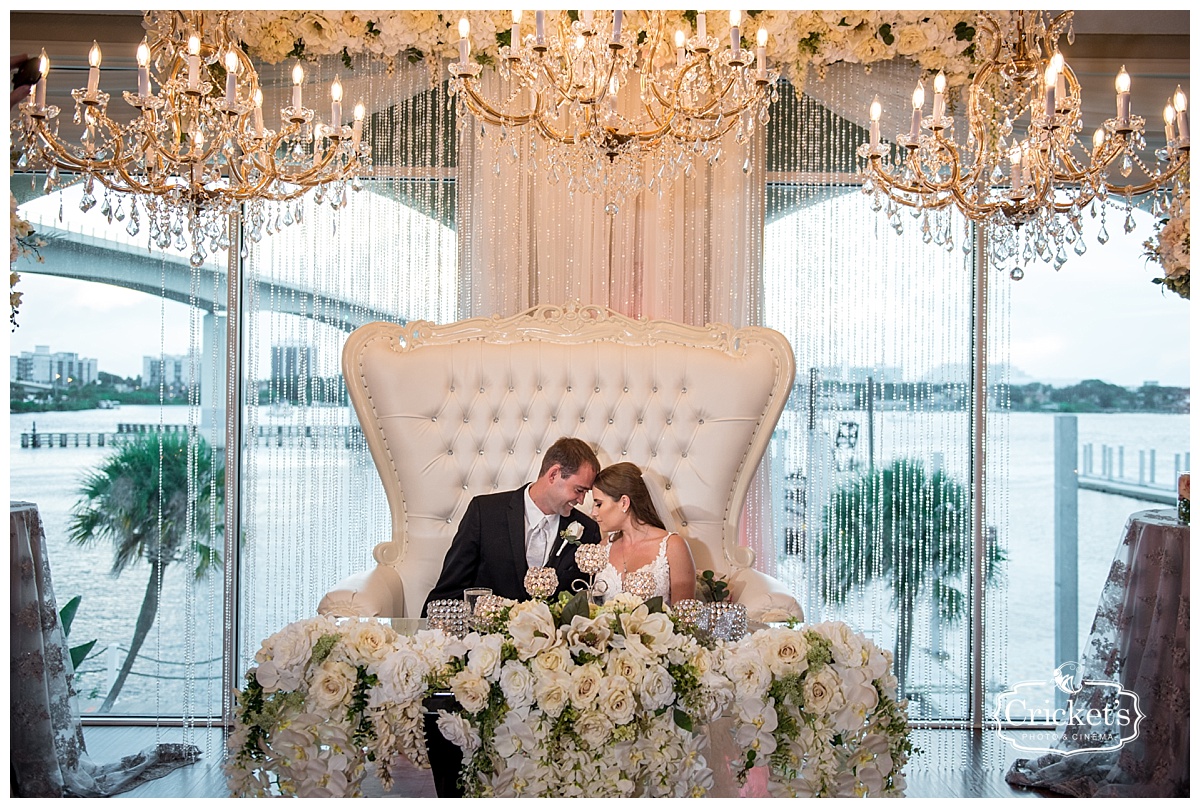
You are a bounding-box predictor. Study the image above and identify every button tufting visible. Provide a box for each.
[450,386,455,392]
[623,387,628,392]
[637,418,643,424]
[681,521,688,526]
[594,386,600,392]
[579,416,585,422]
[480,387,485,393]
[682,452,687,458]
[508,449,514,454]
[479,450,485,455]
[446,518,452,523]
[665,483,671,489]
[666,419,672,424]
[551,416,557,422]
[652,386,657,392]
[523,416,528,422]
[432,416,437,422]
[622,450,627,455]
[462,485,468,489]
[566,386,572,392]
[608,418,613,424]
[682,387,687,393]
[537,385,543,391]
[493,417,499,423]
[699,419,704,424]
[448,450,454,455]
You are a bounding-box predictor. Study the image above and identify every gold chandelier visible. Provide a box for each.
[858,10,1189,275]
[448,10,780,212]
[13,11,371,267]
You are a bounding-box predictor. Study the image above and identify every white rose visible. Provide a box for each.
[465,633,505,681]
[449,669,492,714]
[533,669,571,717]
[374,643,430,702]
[256,623,314,670]
[530,644,571,675]
[893,24,931,57]
[762,628,809,676]
[803,667,846,715]
[309,660,357,711]
[569,663,605,708]
[638,664,677,711]
[605,649,644,684]
[340,620,397,665]
[725,646,772,700]
[574,709,614,748]
[599,676,637,725]
[508,601,560,660]
[499,661,536,709]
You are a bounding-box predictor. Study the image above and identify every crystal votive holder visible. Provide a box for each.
[709,602,748,641]
[427,599,469,637]
[673,599,711,634]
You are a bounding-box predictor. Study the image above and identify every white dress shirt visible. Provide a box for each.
[523,488,560,569]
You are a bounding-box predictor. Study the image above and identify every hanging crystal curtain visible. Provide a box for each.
[457,70,765,327]
[761,60,1010,726]
[237,55,458,662]
[9,178,226,742]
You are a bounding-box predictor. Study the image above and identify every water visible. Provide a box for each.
[9,405,1190,717]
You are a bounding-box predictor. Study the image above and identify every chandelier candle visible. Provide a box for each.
[186,36,200,92]
[1115,66,1131,129]
[34,51,48,109]
[1044,62,1057,120]
[869,96,881,149]
[330,77,342,129]
[291,64,303,110]
[697,10,707,42]
[611,10,622,44]
[1172,87,1189,143]
[352,102,364,148]
[535,11,545,47]
[224,51,238,106]
[729,10,740,61]
[459,18,470,65]
[86,41,100,97]
[676,29,686,65]
[909,81,924,141]
[931,71,946,122]
[756,28,767,80]
[511,10,521,54]
[136,40,150,98]
[253,89,264,136]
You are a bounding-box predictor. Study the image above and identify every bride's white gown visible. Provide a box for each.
[594,533,673,602]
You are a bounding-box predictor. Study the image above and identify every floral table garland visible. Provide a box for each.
[225,592,912,798]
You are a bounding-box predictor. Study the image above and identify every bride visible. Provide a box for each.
[590,462,696,604]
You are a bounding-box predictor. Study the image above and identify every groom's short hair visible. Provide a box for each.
[538,437,600,479]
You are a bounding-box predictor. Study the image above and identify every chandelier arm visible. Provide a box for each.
[456,79,538,128]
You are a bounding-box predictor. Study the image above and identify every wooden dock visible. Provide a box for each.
[19,423,363,449]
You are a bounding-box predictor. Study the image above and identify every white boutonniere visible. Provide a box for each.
[555,522,585,557]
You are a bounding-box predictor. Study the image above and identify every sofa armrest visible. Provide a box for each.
[317,565,406,618]
[726,568,804,623]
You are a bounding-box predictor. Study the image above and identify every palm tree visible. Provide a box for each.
[68,432,224,713]
[816,458,1003,701]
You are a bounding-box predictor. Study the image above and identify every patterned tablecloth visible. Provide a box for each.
[10,501,199,797]
[1006,508,1189,797]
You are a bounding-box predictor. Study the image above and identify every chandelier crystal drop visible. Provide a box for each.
[448,10,780,213]
[12,11,371,266]
[857,10,1188,273]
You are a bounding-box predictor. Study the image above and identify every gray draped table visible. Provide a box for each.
[1006,508,1189,797]
[10,501,199,797]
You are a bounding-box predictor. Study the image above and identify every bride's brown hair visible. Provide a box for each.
[593,462,666,531]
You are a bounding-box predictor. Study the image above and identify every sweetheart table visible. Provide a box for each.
[225,593,912,798]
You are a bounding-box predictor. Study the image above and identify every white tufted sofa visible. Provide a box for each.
[318,303,803,622]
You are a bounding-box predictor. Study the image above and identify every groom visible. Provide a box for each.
[421,436,602,797]
[423,436,603,606]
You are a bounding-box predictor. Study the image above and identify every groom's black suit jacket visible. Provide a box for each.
[423,484,601,611]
